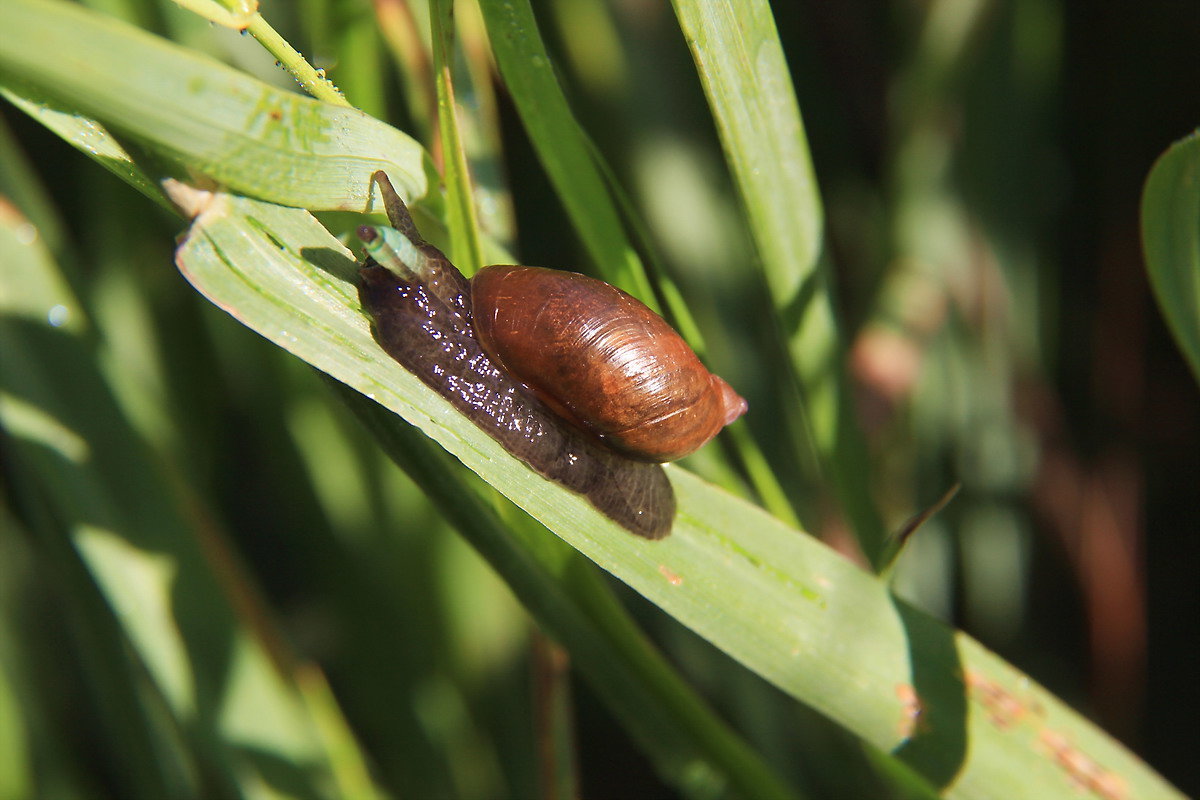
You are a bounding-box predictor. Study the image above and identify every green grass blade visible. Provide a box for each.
[1,88,170,211]
[0,108,74,253]
[429,0,484,273]
[0,0,427,211]
[0,194,380,799]
[1142,129,1200,386]
[174,188,1183,799]
[0,579,34,800]
[668,0,887,564]
[668,0,824,302]
[456,0,518,248]
[475,0,651,299]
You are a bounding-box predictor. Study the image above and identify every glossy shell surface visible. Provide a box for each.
[471,265,746,463]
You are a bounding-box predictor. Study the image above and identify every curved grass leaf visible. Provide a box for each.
[429,0,485,274]
[174,188,1183,800]
[475,0,644,296]
[668,0,887,566]
[1142,130,1200,386]
[0,0,427,212]
[0,89,167,210]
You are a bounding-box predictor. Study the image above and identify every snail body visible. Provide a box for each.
[356,172,745,537]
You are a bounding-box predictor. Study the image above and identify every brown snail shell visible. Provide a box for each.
[471,265,747,463]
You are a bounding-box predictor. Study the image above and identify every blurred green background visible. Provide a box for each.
[1,0,1197,798]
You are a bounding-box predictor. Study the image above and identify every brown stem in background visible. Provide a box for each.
[532,631,579,800]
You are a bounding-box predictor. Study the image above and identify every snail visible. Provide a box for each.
[356,171,746,537]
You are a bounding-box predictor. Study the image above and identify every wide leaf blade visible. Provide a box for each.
[1142,130,1200,385]
[0,0,427,211]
